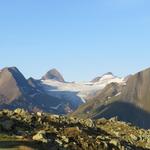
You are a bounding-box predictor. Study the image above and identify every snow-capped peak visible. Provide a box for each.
[91,72,125,89]
[92,72,115,83]
[103,72,114,76]
[100,72,115,80]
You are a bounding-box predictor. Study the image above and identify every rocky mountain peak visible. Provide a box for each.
[91,72,115,83]
[42,68,65,82]
[103,72,114,76]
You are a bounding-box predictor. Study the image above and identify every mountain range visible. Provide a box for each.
[0,66,150,128]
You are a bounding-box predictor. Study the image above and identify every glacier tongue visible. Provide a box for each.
[40,73,125,105]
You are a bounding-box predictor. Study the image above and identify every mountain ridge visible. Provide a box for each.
[1,66,150,129]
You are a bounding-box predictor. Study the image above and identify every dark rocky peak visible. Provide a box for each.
[103,72,114,76]
[42,68,65,82]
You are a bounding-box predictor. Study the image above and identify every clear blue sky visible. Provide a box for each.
[0,0,150,81]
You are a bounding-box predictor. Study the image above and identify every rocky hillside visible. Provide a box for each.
[0,109,150,150]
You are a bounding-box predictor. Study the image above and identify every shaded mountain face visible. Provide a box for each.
[0,67,80,114]
[42,68,65,82]
[93,101,150,129]
[71,68,150,129]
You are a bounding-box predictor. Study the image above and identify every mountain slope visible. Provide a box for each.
[2,65,150,127]
[71,68,150,129]
[0,66,126,115]
[71,82,124,118]
[0,67,34,104]
[121,68,150,111]
[0,67,80,114]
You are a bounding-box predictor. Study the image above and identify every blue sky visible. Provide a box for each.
[0,0,150,81]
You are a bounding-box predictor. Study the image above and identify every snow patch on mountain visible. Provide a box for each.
[40,73,125,104]
[50,104,62,110]
[94,75,124,85]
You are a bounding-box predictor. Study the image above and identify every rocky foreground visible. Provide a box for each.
[0,109,150,150]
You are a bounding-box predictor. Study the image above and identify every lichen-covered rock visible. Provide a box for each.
[109,139,119,146]
[63,127,81,138]
[14,108,28,116]
[0,109,149,150]
[32,130,49,143]
[130,134,138,141]
[61,136,69,143]
[84,118,94,128]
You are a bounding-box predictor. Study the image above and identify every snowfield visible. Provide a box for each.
[40,73,125,104]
